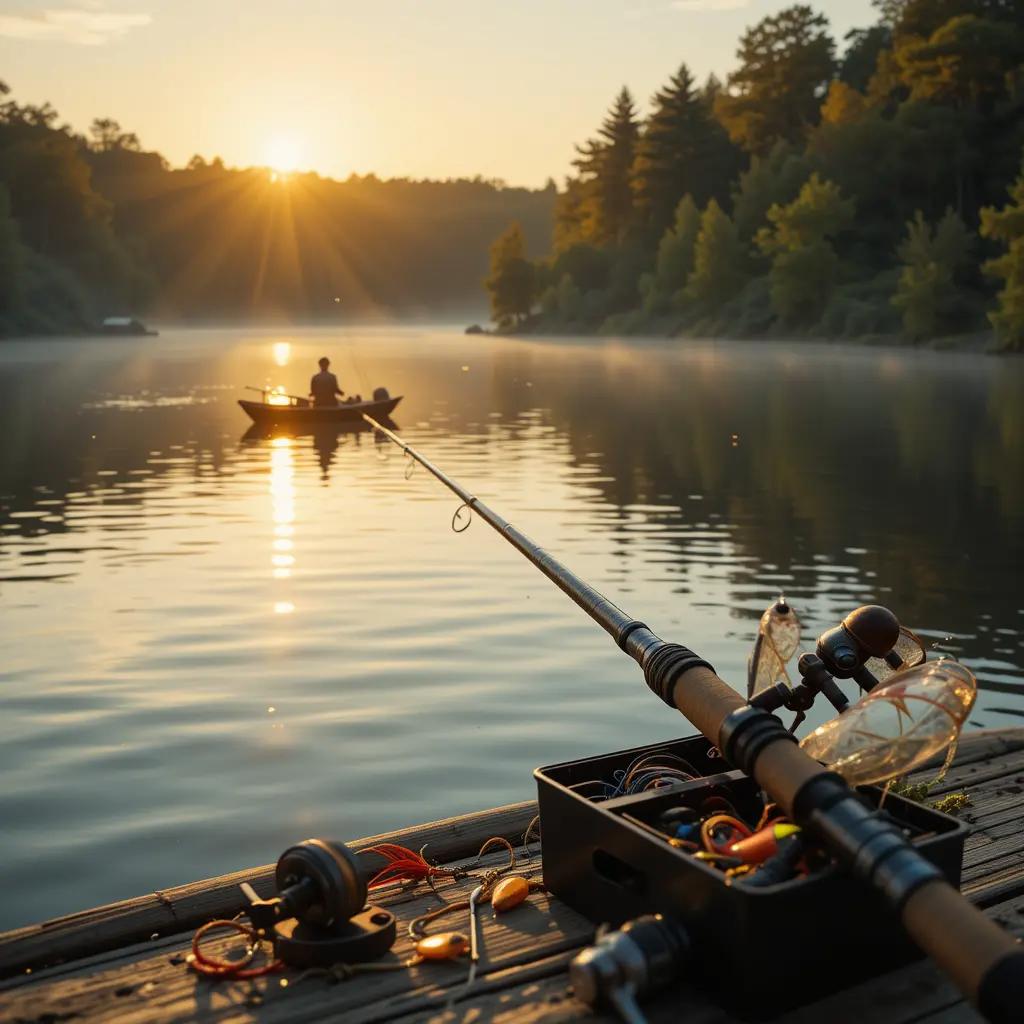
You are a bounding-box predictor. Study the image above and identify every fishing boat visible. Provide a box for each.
[238,387,402,426]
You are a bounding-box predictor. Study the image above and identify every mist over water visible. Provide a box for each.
[0,326,1021,931]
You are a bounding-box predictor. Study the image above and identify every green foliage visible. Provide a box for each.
[685,200,746,312]
[892,209,975,340]
[89,118,140,153]
[820,81,869,126]
[529,0,1024,344]
[757,174,854,252]
[485,222,536,328]
[641,195,700,315]
[0,82,558,335]
[550,243,610,293]
[981,162,1024,350]
[896,14,1024,106]
[841,25,893,91]
[716,5,836,155]
[820,271,903,336]
[632,64,739,237]
[756,174,854,324]
[566,87,641,247]
[605,241,652,314]
[732,143,812,242]
[0,184,25,315]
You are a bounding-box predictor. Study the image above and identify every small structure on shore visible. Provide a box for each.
[100,316,158,337]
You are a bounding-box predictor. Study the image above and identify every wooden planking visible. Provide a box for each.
[0,801,538,980]
[0,848,593,1024]
[390,888,1024,1024]
[3,728,1019,981]
[4,727,1024,1023]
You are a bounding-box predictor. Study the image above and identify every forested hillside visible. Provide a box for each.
[0,87,554,335]
[485,0,1024,351]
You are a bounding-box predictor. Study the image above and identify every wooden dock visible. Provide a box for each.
[3,728,1024,1023]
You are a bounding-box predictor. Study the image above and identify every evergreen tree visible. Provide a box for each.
[892,208,974,339]
[633,64,739,238]
[981,161,1024,350]
[573,87,641,245]
[641,195,701,314]
[684,200,746,312]
[756,174,854,324]
[841,25,893,91]
[485,222,536,328]
[716,5,837,155]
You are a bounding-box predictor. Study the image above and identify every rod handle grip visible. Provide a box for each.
[902,880,1024,1022]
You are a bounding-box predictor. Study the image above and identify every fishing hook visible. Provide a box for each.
[452,502,473,533]
[404,453,417,480]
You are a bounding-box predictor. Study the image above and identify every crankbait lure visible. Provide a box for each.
[747,598,801,698]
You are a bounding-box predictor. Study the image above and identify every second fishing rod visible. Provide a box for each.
[362,412,1023,1022]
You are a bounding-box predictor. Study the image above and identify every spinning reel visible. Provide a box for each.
[748,604,925,732]
[240,838,396,967]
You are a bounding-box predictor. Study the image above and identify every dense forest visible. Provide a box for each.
[0,85,554,335]
[486,0,1024,351]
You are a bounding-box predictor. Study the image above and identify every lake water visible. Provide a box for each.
[1,327,1022,931]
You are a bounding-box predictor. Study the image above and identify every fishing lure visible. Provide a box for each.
[747,597,801,698]
[727,823,801,865]
[799,659,977,788]
[415,931,470,961]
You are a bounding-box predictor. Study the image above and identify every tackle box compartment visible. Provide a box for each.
[535,734,969,1012]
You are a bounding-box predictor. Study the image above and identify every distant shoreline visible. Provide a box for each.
[480,322,1003,355]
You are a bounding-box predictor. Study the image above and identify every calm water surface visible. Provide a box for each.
[1,327,1022,930]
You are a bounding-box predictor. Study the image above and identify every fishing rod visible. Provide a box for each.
[244,384,310,405]
[362,413,1023,1022]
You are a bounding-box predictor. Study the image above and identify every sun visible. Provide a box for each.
[264,136,303,177]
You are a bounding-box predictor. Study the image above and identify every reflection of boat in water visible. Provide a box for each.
[238,392,402,426]
[240,415,398,444]
[241,417,398,478]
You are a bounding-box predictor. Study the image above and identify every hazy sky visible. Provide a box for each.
[2,0,878,186]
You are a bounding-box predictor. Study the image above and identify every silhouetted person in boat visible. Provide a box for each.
[310,357,344,407]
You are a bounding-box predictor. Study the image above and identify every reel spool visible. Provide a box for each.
[241,838,396,968]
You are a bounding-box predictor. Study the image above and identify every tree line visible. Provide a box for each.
[486,1,1024,351]
[0,84,555,336]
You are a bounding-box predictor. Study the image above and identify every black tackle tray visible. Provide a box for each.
[535,734,970,1013]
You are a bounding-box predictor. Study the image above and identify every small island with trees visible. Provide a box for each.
[485,1,1024,352]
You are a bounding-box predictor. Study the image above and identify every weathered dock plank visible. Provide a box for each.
[3,728,1024,1024]
[0,801,538,980]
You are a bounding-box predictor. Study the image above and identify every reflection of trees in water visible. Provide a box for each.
[490,344,1024,673]
[1,339,1020,685]
[0,366,232,544]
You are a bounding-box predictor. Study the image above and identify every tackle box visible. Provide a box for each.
[535,734,970,1012]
